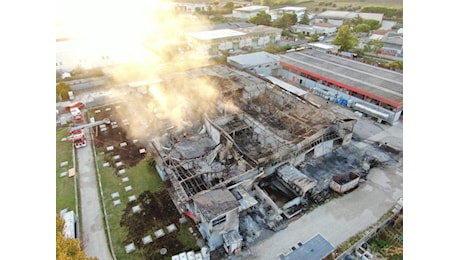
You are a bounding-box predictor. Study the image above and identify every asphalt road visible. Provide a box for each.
[77,127,113,260]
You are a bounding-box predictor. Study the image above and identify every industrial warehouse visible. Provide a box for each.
[58,46,403,259]
[278,48,403,125]
[55,0,404,257]
[144,62,393,255]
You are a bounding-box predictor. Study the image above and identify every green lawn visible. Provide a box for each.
[56,127,76,213]
[63,104,198,259]
[97,155,175,259]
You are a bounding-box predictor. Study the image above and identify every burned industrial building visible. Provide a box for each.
[147,64,361,253]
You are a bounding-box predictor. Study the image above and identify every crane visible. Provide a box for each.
[67,118,111,148]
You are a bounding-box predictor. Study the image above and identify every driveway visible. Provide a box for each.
[77,127,113,260]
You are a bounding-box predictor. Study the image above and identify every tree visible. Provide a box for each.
[264,42,278,54]
[354,23,371,33]
[298,32,306,40]
[364,39,383,52]
[308,32,320,43]
[260,0,272,6]
[392,22,403,30]
[387,60,403,70]
[56,82,72,102]
[56,214,97,260]
[223,2,233,9]
[344,16,364,27]
[273,13,297,29]
[332,25,359,51]
[299,10,310,25]
[364,19,381,30]
[248,11,272,26]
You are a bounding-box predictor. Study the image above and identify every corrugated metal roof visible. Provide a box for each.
[188,29,246,41]
[276,164,317,195]
[316,10,356,19]
[265,76,308,97]
[227,51,279,68]
[280,49,403,104]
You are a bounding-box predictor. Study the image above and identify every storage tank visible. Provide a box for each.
[353,103,390,121]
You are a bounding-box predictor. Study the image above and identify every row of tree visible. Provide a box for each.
[249,11,310,29]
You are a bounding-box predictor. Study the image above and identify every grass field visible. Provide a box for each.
[97,143,197,259]
[97,155,160,258]
[266,0,403,12]
[56,127,76,213]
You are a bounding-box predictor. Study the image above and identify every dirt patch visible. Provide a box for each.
[91,103,146,168]
[121,190,186,259]
[88,103,198,259]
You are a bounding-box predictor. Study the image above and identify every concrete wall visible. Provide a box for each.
[155,164,168,181]
[314,140,333,158]
[312,26,337,35]
[198,208,240,250]
[255,183,282,215]
[205,119,221,144]
[242,115,283,149]
[212,34,279,53]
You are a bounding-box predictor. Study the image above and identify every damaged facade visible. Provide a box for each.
[148,64,358,253]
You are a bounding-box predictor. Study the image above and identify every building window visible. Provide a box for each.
[212,215,226,227]
[366,97,380,105]
[351,92,364,100]
[381,102,396,111]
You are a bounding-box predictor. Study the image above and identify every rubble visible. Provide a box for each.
[147,64,360,253]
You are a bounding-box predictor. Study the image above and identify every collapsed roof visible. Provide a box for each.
[149,64,356,208]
